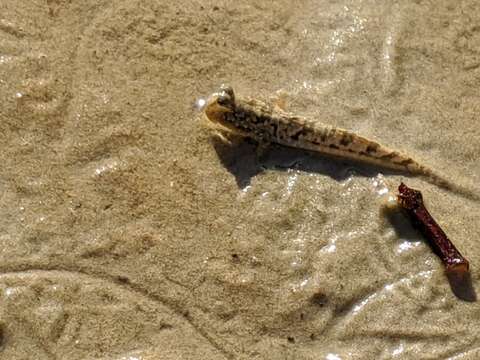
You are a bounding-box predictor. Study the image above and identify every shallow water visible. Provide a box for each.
[0,1,479,359]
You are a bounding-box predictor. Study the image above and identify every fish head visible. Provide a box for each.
[203,85,243,134]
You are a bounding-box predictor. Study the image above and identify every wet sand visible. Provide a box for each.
[0,1,479,359]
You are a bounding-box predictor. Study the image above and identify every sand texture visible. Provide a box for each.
[0,1,479,359]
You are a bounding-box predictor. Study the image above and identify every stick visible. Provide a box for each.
[397,183,469,275]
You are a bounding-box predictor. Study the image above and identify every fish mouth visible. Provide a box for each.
[203,107,248,138]
[204,104,251,138]
[204,94,232,123]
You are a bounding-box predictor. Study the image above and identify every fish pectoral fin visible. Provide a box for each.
[256,141,272,163]
[213,129,248,146]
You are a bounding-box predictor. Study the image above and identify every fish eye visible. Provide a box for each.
[217,94,232,107]
[219,84,235,100]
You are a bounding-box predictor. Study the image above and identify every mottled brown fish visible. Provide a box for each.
[204,85,477,200]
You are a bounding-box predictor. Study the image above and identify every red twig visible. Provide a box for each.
[397,183,469,275]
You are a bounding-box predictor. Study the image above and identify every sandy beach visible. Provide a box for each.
[0,1,479,359]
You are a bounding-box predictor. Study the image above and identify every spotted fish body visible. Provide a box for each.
[204,85,477,200]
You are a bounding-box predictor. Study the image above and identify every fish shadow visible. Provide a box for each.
[210,135,405,188]
[384,208,477,302]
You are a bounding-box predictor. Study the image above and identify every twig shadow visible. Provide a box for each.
[210,135,405,188]
[382,206,423,243]
[446,270,477,302]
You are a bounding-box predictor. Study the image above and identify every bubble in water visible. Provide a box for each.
[195,97,207,111]
[326,354,342,360]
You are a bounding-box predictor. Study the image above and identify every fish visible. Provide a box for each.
[203,85,478,201]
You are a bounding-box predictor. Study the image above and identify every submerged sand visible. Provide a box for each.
[0,1,479,359]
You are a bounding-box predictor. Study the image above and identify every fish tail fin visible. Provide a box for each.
[413,164,480,202]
